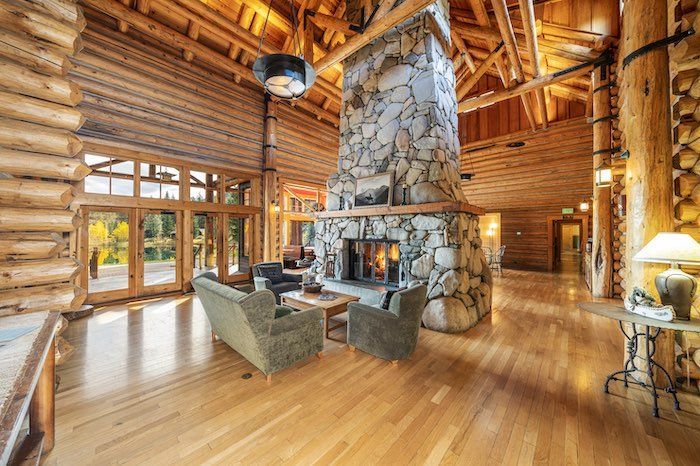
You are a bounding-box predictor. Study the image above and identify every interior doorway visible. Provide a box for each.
[553,220,583,272]
[546,214,589,273]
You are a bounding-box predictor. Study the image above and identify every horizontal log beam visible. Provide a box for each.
[0,149,90,180]
[0,257,81,290]
[0,90,85,130]
[458,61,598,113]
[0,207,80,232]
[0,178,75,208]
[0,282,86,316]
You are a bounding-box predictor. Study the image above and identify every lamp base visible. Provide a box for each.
[655,267,697,320]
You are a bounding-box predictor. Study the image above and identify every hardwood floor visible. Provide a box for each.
[46,269,700,465]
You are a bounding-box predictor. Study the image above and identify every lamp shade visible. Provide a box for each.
[253,54,316,99]
[633,232,700,265]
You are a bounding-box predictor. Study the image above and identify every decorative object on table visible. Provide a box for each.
[401,183,408,205]
[251,0,315,99]
[633,232,700,320]
[623,287,676,322]
[353,172,393,208]
[318,293,338,301]
[302,281,322,294]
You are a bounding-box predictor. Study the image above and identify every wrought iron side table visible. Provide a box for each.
[578,302,700,417]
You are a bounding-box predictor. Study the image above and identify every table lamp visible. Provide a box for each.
[633,232,700,320]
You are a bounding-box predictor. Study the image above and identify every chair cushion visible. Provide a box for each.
[275,305,294,318]
[257,264,283,284]
[380,287,406,310]
[269,281,302,295]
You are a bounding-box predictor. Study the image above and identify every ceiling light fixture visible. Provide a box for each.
[252,0,316,99]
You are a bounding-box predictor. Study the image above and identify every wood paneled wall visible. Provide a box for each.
[72,9,265,174]
[459,75,586,142]
[276,104,339,186]
[461,118,593,270]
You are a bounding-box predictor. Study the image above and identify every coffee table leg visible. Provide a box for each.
[324,310,329,339]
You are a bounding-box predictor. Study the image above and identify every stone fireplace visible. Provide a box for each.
[311,0,492,332]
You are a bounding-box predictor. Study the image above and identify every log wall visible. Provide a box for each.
[671,0,700,243]
[276,103,339,185]
[72,9,265,174]
[0,0,89,317]
[461,117,593,270]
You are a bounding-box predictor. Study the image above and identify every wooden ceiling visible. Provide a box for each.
[82,0,620,129]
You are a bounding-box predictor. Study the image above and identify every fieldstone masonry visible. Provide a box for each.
[311,1,492,332]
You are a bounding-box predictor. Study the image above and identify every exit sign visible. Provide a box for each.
[562,208,574,214]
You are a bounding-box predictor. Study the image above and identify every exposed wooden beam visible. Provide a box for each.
[451,31,477,72]
[517,0,547,128]
[85,0,339,125]
[458,60,598,113]
[313,0,434,73]
[308,11,359,36]
[490,0,536,129]
[456,42,504,101]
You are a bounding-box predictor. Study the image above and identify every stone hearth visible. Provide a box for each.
[312,1,491,332]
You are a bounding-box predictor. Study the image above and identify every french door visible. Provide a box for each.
[82,207,182,303]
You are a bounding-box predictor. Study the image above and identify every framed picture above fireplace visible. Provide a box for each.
[353,172,393,208]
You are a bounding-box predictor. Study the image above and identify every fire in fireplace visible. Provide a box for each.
[349,240,400,287]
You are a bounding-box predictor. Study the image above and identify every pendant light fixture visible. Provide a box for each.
[252,0,316,99]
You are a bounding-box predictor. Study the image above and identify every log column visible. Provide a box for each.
[591,63,613,297]
[619,0,675,382]
[262,95,280,262]
[0,0,88,330]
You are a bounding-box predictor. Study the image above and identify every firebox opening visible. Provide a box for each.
[350,239,400,287]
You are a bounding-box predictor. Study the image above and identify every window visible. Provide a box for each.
[224,177,252,205]
[84,154,135,196]
[140,163,180,200]
[190,170,220,203]
[290,220,315,247]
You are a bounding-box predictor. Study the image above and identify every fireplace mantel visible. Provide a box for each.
[315,201,485,219]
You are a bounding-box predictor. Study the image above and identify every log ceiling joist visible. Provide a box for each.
[80,0,616,126]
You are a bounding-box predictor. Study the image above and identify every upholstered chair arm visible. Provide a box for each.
[253,276,272,291]
[269,307,323,336]
[281,272,303,283]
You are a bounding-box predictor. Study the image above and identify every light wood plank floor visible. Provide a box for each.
[47,269,700,465]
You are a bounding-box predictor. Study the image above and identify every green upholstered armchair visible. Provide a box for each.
[191,273,324,380]
[346,284,427,363]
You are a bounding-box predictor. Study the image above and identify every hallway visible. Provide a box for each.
[49,269,700,465]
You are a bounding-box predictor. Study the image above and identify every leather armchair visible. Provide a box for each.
[252,262,302,304]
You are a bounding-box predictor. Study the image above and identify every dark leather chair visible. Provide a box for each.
[252,262,303,304]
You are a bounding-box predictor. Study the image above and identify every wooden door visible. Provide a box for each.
[137,209,182,297]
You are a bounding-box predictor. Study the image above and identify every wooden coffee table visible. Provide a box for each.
[280,289,360,341]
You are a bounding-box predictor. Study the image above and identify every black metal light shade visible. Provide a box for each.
[253,54,316,100]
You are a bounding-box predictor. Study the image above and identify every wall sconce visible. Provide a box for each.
[272,200,280,213]
[594,160,612,187]
[579,200,590,212]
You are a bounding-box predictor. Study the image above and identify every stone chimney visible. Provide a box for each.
[313,0,492,332]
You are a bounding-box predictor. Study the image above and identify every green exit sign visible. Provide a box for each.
[562,208,574,214]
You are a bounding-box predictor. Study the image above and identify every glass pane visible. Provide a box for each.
[85,154,110,173]
[84,174,109,194]
[88,211,130,293]
[112,177,133,196]
[190,171,206,202]
[162,183,179,200]
[375,243,386,283]
[228,217,250,276]
[111,160,134,175]
[388,243,400,285]
[301,222,314,247]
[225,178,250,205]
[362,242,372,280]
[193,213,218,277]
[143,212,177,287]
[140,181,160,198]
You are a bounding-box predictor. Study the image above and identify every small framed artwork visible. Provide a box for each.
[353,172,393,208]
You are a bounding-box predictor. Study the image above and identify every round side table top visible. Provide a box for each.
[577,302,700,332]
